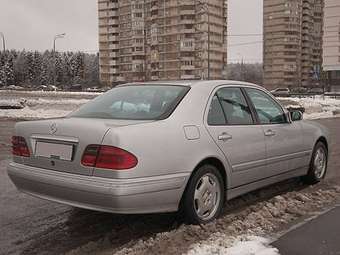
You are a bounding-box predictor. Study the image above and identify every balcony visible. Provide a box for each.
[180,39,195,51]
[109,52,118,58]
[108,27,119,33]
[109,60,118,66]
[180,10,195,15]
[98,2,118,10]
[108,35,118,42]
[99,36,107,42]
[181,74,196,79]
[181,65,196,70]
[108,19,118,26]
[109,44,119,50]
[182,28,196,34]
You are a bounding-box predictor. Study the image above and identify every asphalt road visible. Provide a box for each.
[273,206,340,255]
[0,118,340,255]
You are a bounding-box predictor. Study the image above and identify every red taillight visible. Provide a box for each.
[81,145,138,170]
[12,136,30,157]
[81,145,100,167]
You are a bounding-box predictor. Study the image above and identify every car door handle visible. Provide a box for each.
[264,129,276,137]
[218,133,232,141]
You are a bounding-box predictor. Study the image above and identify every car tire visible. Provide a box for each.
[181,164,224,225]
[302,141,328,185]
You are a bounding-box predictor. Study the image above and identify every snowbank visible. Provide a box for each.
[188,236,279,255]
[0,99,26,109]
[1,92,340,120]
[0,107,71,119]
[227,237,279,255]
[279,96,340,120]
[0,97,90,119]
[76,184,339,255]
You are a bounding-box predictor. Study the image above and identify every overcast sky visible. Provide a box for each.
[0,0,263,63]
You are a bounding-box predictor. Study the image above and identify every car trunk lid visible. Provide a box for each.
[15,117,152,176]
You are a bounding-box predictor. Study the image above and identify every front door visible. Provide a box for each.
[244,88,306,177]
[205,87,267,188]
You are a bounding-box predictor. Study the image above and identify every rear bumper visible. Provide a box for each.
[7,162,190,214]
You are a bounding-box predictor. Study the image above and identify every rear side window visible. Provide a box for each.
[245,88,287,124]
[208,95,226,125]
[70,85,189,120]
[208,87,253,126]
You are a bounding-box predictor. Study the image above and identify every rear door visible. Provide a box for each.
[244,88,306,177]
[205,86,267,188]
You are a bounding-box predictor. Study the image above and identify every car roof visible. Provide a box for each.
[120,80,264,90]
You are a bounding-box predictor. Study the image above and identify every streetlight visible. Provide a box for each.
[0,32,6,87]
[53,33,66,86]
[0,32,6,52]
[197,0,210,80]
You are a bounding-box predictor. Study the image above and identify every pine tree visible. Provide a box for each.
[0,49,99,88]
[25,51,35,85]
[4,52,15,85]
[32,51,42,86]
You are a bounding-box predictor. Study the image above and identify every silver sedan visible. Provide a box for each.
[7,81,329,224]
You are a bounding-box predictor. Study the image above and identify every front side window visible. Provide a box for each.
[245,88,287,124]
[70,85,189,120]
[208,87,253,125]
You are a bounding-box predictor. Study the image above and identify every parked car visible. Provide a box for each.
[37,85,48,91]
[308,87,324,94]
[6,85,25,91]
[7,81,329,224]
[290,87,308,94]
[85,87,102,93]
[270,87,290,97]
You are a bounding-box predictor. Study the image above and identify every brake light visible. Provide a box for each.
[12,136,30,157]
[81,145,100,167]
[81,145,138,170]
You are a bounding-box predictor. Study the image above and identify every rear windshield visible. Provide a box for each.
[69,85,190,120]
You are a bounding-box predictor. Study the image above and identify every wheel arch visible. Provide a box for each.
[316,136,329,156]
[178,156,229,211]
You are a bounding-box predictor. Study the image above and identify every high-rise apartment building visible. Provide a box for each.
[323,0,340,91]
[98,0,228,85]
[263,0,324,89]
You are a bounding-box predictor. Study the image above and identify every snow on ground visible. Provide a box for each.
[0,98,90,119]
[188,236,279,255]
[0,89,101,97]
[278,96,340,120]
[0,90,92,119]
[1,89,340,120]
[0,108,72,119]
[68,184,340,255]
[226,236,279,255]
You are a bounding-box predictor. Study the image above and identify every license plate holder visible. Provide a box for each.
[35,141,73,161]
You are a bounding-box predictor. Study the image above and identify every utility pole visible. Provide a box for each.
[53,33,66,86]
[0,32,5,52]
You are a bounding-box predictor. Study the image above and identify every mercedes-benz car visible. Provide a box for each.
[7,81,329,224]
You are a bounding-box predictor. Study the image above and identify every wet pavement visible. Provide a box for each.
[0,118,340,255]
[273,206,340,255]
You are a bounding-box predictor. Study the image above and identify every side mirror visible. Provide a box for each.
[290,110,303,121]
